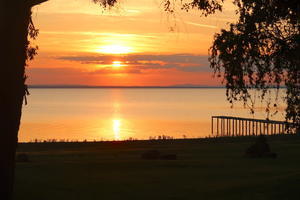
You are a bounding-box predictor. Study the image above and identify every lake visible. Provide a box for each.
[19,88,286,142]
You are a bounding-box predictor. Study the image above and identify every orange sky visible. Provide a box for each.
[28,0,237,86]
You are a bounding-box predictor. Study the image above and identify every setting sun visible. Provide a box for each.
[96,44,133,54]
[112,61,123,68]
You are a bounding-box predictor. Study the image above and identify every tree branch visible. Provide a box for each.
[27,0,48,7]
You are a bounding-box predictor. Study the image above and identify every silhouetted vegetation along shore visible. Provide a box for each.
[14,135,300,200]
[28,85,228,89]
[23,133,299,144]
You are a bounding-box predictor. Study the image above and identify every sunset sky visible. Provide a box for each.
[29,0,237,86]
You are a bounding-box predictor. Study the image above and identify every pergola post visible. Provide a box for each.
[211,117,214,136]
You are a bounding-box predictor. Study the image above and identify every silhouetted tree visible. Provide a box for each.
[164,1,299,131]
[209,0,300,131]
[0,1,45,199]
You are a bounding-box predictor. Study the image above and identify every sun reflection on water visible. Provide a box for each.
[113,119,121,140]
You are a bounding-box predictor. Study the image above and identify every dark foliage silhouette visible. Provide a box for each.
[165,0,299,130]
[209,0,300,130]
[0,1,46,199]
[245,135,277,158]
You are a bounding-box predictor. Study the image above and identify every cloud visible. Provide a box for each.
[29,67,83,75]
[186,22,218,29]
[89,67,142,74]
[40,31,157,38]
[57,54,207,63]
[56,53,211,73]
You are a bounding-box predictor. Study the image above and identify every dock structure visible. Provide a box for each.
[211,116,296,137]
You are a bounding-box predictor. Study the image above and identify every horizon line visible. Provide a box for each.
[28,84,225,89]
[28,85,287,89]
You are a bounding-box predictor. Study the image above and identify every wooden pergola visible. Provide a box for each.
[211,116,296,137]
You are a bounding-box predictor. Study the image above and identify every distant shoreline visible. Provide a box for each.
[28,85,226,89]
[28,85,286,89]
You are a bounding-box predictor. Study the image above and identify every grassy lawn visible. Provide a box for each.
[14,136,300,200]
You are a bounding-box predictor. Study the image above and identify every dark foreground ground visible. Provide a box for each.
[14,136,300,200]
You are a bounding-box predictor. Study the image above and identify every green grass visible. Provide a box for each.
[14,136,300,200]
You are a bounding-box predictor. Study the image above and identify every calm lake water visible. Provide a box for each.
[19,88,286,142]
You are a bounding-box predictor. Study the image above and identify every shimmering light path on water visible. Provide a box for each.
[19,88,286,142]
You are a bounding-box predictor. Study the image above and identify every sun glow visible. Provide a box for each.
[96,44,133,54]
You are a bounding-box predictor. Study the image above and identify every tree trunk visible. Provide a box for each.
[0,1,32,199]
